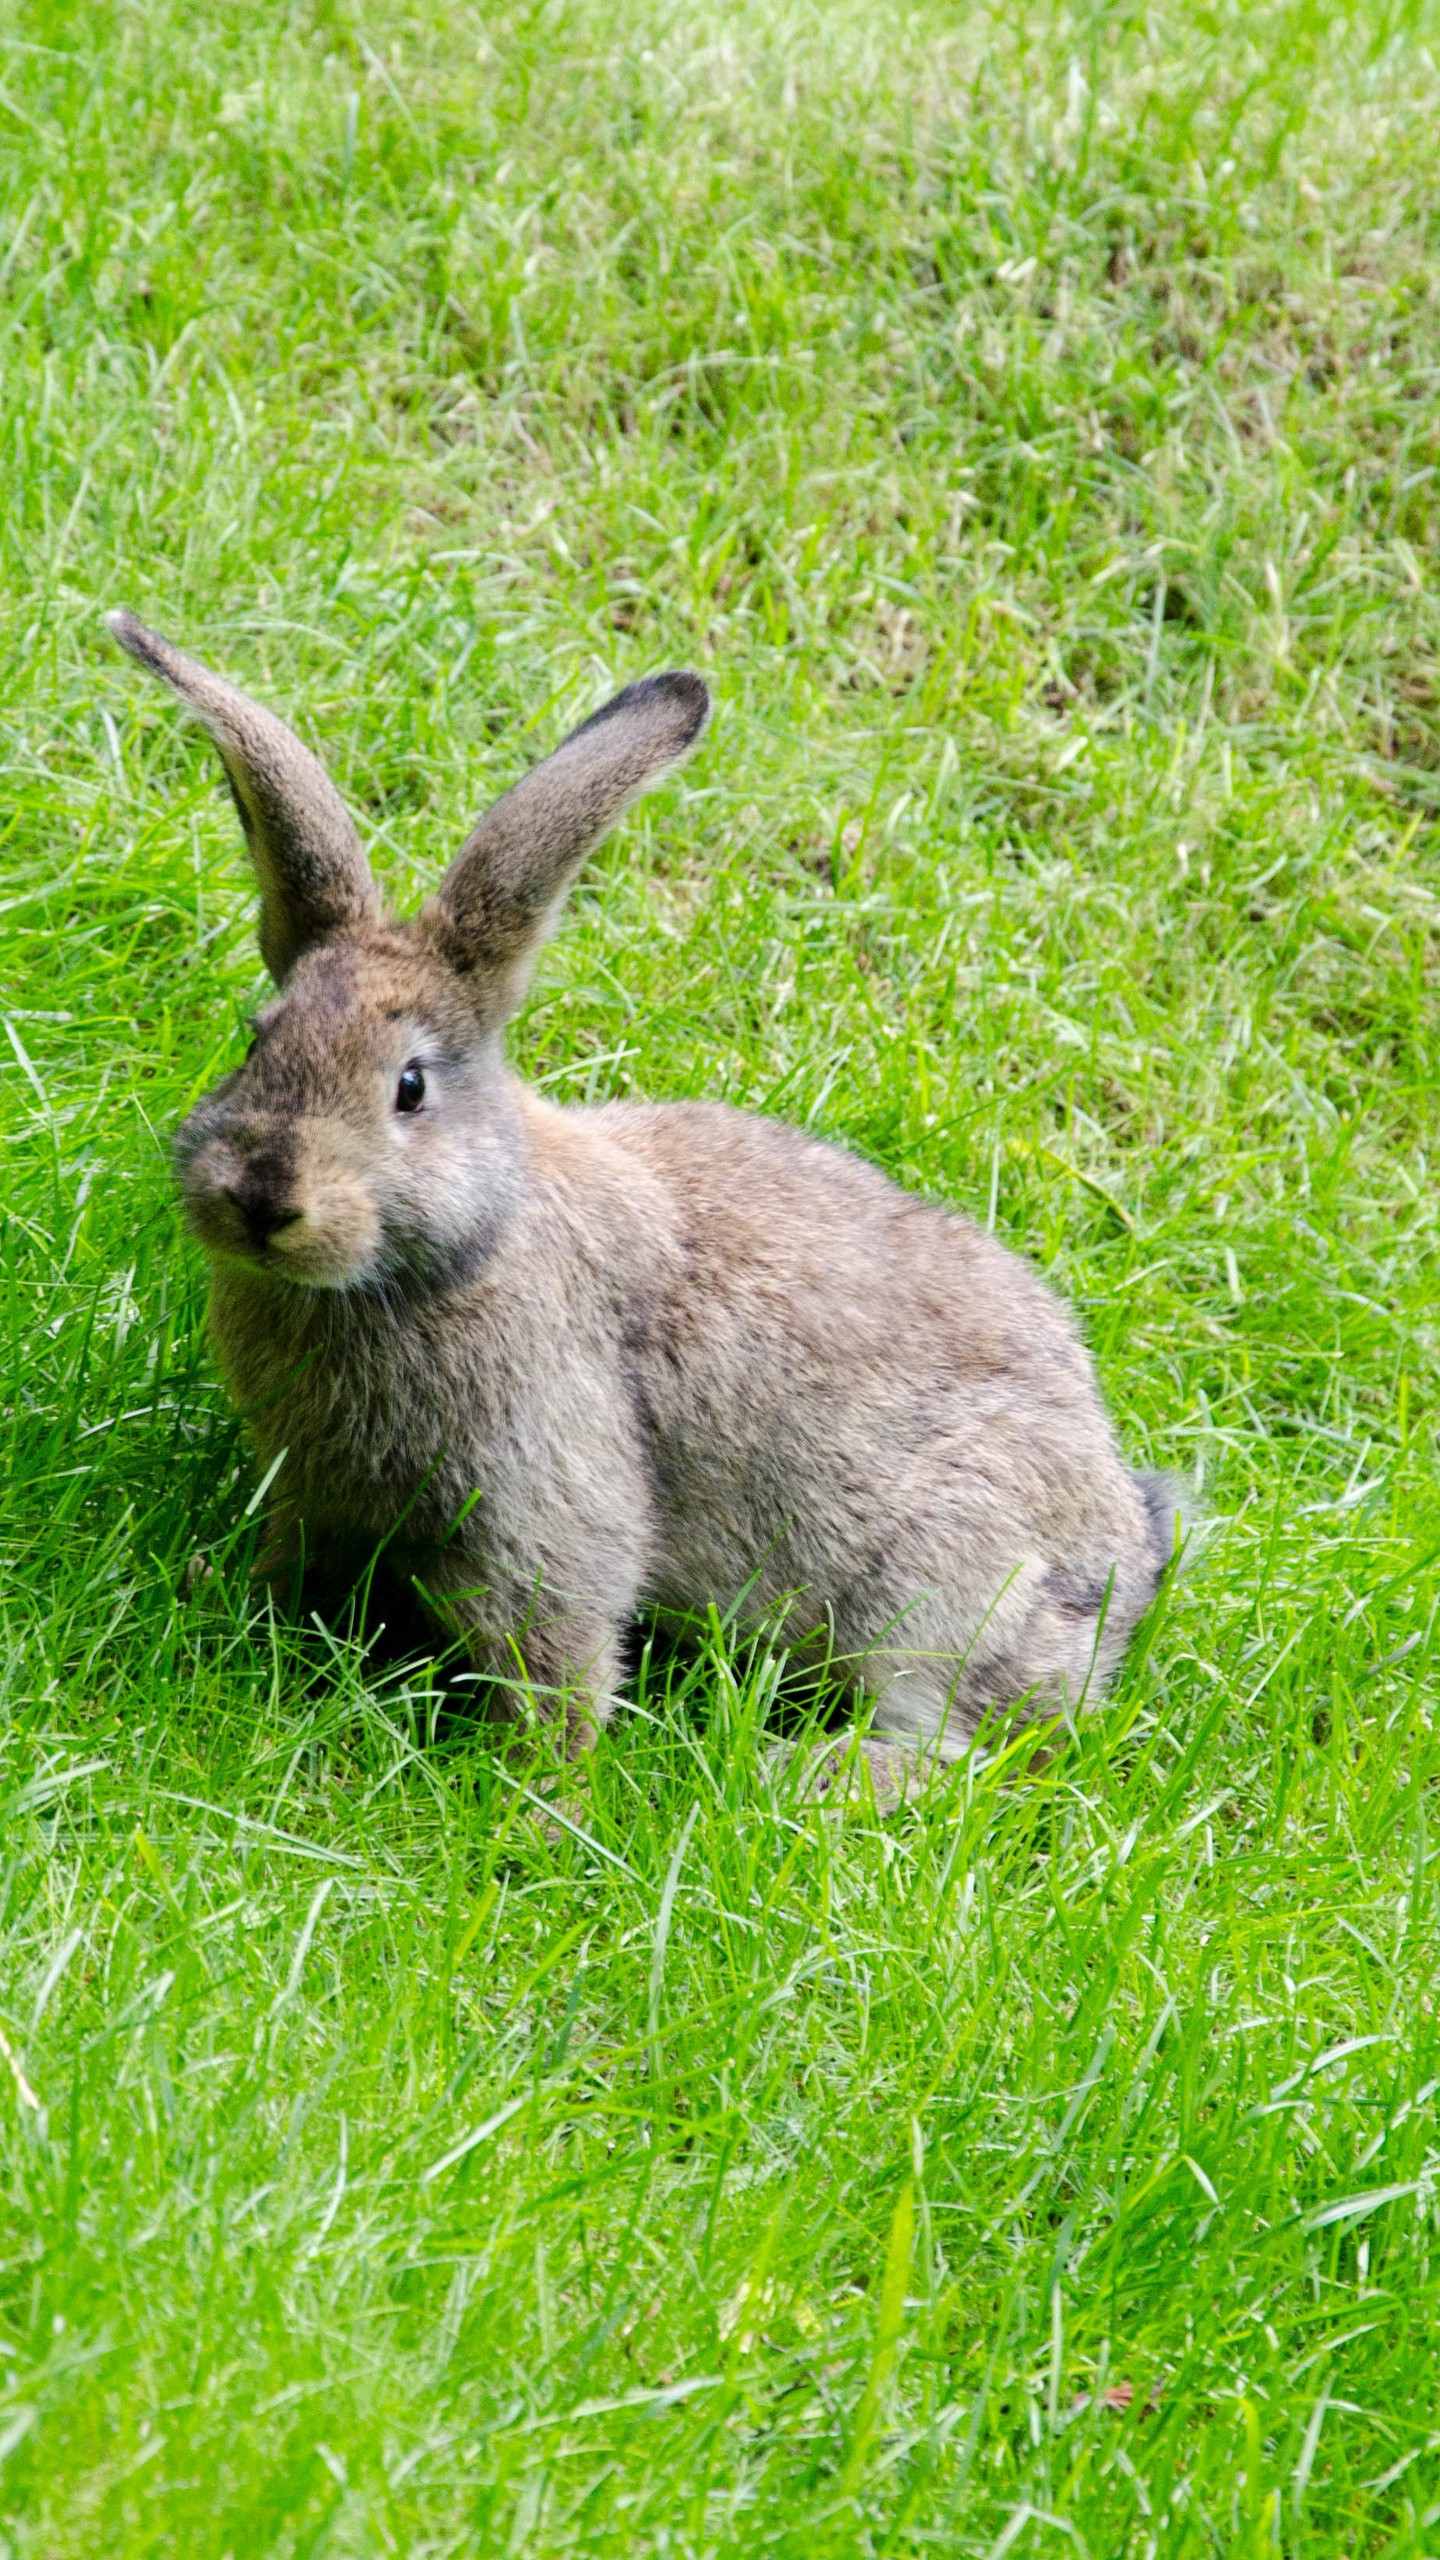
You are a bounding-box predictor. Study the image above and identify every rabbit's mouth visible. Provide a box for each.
[251,1186,382,1287]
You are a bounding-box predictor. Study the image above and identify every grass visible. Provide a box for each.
[2,0,1440,2547]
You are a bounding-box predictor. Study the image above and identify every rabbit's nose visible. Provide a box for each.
[224,1170,301,1246]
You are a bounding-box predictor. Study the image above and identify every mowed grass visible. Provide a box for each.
[3,0,1440,2549]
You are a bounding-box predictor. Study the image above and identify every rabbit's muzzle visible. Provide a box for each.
[178,1117,383,1289]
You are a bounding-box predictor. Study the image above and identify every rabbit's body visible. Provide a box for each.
[111,610,1175,1779]
[203,1074,1167,1756]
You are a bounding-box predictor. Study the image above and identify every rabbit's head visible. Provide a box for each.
[108,612,707,1292]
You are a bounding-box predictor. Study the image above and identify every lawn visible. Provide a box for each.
[3,0,1440,2549]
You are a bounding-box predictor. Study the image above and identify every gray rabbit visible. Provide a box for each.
[110,611,1179,1797]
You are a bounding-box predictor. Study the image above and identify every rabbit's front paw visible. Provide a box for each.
[180,1551,216,1602]
[766,1733,928,1812]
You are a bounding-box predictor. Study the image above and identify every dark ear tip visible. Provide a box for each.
[662,669,711,740]
[568,667,711,753]
[106,607,168,674]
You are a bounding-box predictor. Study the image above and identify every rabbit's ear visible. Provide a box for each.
[425,671,709,1011]
[107,610,381,982]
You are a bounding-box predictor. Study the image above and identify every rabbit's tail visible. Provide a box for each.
[1136,1471,1198,1588]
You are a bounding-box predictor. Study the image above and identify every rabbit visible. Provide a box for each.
[108,608,1181,1799]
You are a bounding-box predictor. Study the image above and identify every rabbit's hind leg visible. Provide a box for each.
[866,1554,1144,1764]
[765,1620,985,1810]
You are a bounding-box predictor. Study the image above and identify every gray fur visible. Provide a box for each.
[110,614,1179,1779]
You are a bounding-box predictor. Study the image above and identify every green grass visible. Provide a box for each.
[3,0,1440,2548]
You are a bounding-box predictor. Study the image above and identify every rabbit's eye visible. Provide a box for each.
[395,1063,426,1115]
